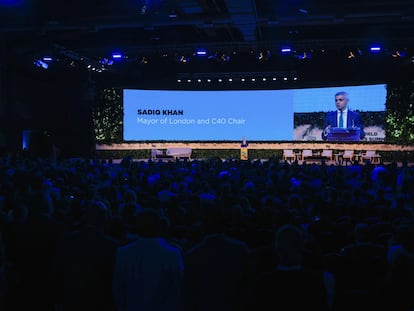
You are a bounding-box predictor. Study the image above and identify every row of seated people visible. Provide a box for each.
[0,153,412,310]
[283,149,382,164]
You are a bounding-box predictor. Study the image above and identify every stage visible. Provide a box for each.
[96,142,414,152]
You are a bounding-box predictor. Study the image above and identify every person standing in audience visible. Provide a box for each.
[112,208,183,311]
[251,224,333,310]
[385,222,414,310]
[3,190,64,311]
[180,201,252,311]
[52,201,119,311]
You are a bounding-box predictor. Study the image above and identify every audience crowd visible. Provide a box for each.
[0,152,413,310]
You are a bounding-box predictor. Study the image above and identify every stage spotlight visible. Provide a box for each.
[178,55,190,63]
[42,56,53,62]
[392,50,407,58]
[207,79,211,83]
[34,59,48,69]
[99,58,114,66]
[241,78,245,82]
[370,46,381,52]
[208,52,230,63]
[272,77,277,81]
[298,51,312,60]
[283,77,288,81]
[257,50,271,62]
[187,79,191,82]
[228,78,233,82]
[347,51,356,59]
[218,79,222,82]
[197,79,201,82]
[168,10,177,18]
[177,79,181,83]
[251,78,256,82]
[262,78,267,81]
[208,52,218,60]
[220,53,230,62]
[293,77,298,81]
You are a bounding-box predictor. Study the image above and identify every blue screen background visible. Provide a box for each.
[123,84,386,141]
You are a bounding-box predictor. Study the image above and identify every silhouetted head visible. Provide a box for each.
[136,208,163,238]
[275,224,305,267]
[30,190,54,217]
[83,200,109,230]
[354,223,371,244]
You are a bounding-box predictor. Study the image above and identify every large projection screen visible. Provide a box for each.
[123,84,386,141]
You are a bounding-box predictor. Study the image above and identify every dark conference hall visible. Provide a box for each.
[0,0,414,310]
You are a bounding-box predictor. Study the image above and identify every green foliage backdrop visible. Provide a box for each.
[92,88,123,144]
[385,82,414,145]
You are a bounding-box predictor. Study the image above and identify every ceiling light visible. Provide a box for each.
[112,53,123,59]
[195,49,207,56]
[168,11,177,18]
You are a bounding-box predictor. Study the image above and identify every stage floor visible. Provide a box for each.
[96,142,414,152]
[108,158,413,167]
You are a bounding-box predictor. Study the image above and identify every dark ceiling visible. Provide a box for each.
[1,0,414,82]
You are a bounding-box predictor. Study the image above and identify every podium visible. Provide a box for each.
[240,137,248,160]
[327,127,361,142]
[240,147,248,160]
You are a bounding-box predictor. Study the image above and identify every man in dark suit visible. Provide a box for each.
[322,91,365,141]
